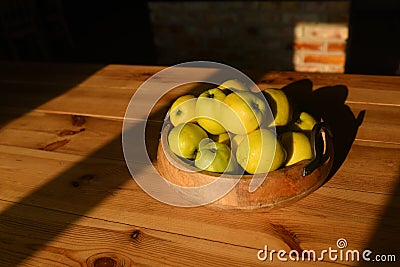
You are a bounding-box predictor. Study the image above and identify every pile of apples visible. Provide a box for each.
[166,79,318,175]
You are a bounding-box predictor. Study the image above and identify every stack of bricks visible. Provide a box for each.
[148,1,350,73]
[294,22,348,73]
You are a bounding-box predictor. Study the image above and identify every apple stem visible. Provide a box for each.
[251,102,259,110]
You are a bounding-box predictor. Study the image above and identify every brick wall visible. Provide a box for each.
[148,1,350,73]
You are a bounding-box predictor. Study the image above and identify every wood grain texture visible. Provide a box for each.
[0,62,399,266]
[3,200,302,267]
[0,144,398,254]
[0,112,399,195]
[1,62,398,105]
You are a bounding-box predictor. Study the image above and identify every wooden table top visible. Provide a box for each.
[0,61,399,266]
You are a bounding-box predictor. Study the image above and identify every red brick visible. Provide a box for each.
[327,1,350,11]
[204,13,238,24]
[304,54,345,65]
[295,65,325,73]
[325,65,345,73]
[282,13,321,25]
[148,2,181,11]
[244,12,280,24]
[152,24,184,35]
[180,2,208,10]
[327,13,350,23]
[327,42,346,52]
[259,2,280,11]
[233,1,260,9]
[303,2,328,11]
[280,1,301,11]
[304,24,348,40]
[294,41,323,51]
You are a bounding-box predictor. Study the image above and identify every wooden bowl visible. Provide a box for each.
[156,122,334,210]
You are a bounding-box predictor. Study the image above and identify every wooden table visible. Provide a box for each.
[0,62,399,266]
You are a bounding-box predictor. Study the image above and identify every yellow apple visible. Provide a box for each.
[195,88,226,135]
[169,95,197,126]
[230,133,246,154]
[195,140,239,173]
[220,91,268,135]
[211,132,230,145]
[294,111,317,132]
[263,88,292,127]
[279,131,313,166]
[167,123,208,159]
[236,129,286,174]
[218,79,249,92]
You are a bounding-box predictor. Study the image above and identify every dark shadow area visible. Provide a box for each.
[0,0,156,137]
[282,79,400,265]
[357,171,400,266]
[0,0,156,65]
[310,85,365,179]
[0,62,106,128]
[346,0,400,75]
[281,79,365,179]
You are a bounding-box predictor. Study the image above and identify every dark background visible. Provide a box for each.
[345,0,400,75]
[0,0,399,75]
[0,0,156,65]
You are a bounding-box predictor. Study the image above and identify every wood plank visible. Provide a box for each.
[2,65,399,112]
[0,62,160,87]
[350,103,400,143]
[2,79,399,145]
[0,61,106,86]
[0,79,215,123]
[1,62,399,266]
[1,105,398,180]
[327,141,400,194]
[0,110,163,162]
[0,110,398,195]
[0,110,120,160]
[0,82,135,120]
[0,145,398,257]
[253,71,400,106]
[1,200,299,267]
[1,63,399,106]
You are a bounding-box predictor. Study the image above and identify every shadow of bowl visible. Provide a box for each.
[282,79,365,180]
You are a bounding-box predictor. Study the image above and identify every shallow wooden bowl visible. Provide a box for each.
[156,122,334,210]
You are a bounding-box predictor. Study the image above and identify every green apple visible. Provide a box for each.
[218,79,249,92]
[262,88,292,127]
[220,91,268,135]
[169,95,197,127]
[293,111,317,132]
[236,129,286,174]
[195,88,226,135]
[195,140,239,173]
[279,131,313,166]
[168,123,208,159]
